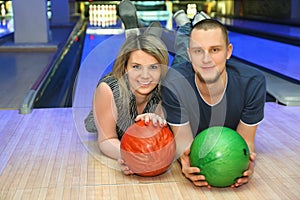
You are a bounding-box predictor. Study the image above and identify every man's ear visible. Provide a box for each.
[187,48,192,61]
[227,43,233,59]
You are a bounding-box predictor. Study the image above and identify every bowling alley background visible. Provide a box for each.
[0,0,300,199]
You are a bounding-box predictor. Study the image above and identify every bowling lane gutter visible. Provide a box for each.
[19,19,87,114]
[0,33,13,45]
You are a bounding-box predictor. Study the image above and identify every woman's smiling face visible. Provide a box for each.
[125,50,162,97]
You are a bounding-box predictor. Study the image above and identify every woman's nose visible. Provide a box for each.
[140,67,150,78]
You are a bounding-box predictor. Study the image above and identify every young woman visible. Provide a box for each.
[90,33,169,174]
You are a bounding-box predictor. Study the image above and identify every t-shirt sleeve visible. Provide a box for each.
[161,72,190,125]
[241,75,266,125]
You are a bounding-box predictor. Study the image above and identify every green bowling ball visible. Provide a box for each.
[190,126,250,187]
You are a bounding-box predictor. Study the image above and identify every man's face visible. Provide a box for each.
[188,28,232,84]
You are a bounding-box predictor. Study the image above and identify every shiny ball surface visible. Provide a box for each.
[121,120,176,176]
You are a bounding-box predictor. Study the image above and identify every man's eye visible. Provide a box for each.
[211,48,219,53]
[194,49,203,54]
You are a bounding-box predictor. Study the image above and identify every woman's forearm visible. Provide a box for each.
[98,138,121,160]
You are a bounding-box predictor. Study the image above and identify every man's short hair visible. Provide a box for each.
[191,19,230,46]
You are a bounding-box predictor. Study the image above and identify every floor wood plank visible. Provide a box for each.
[0,103,299,199]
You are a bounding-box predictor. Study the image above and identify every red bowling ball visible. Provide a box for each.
[120,120,176,176]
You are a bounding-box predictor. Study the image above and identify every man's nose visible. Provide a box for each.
[203,51,212,63]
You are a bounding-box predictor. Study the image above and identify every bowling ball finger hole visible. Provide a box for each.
[243,148,247,156]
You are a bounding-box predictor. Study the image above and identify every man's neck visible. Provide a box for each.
[195,73,227,105]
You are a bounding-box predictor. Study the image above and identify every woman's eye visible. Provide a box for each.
[149,65,159,70]
[133,65,141,70]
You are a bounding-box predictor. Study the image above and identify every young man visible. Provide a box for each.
[161,11,266,188]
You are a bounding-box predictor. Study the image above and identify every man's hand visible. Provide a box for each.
[231,152,256,188]
[180,148,211,188]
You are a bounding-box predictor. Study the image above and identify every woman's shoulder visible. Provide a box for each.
[99,74,118,85]
[95,81,113,99]
[97,75,119,90]
[97,74,122,101]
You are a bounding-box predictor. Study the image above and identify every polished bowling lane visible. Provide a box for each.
[229,31,300,82]
[219,17,300,42]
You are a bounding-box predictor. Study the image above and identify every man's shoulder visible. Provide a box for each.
[165,62,194,82]
[227,61,265,81]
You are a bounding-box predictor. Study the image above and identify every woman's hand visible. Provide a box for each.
[135,113,167,127]
[180,148,211,188]
[231,152,256,188]
[118,159,134,175]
